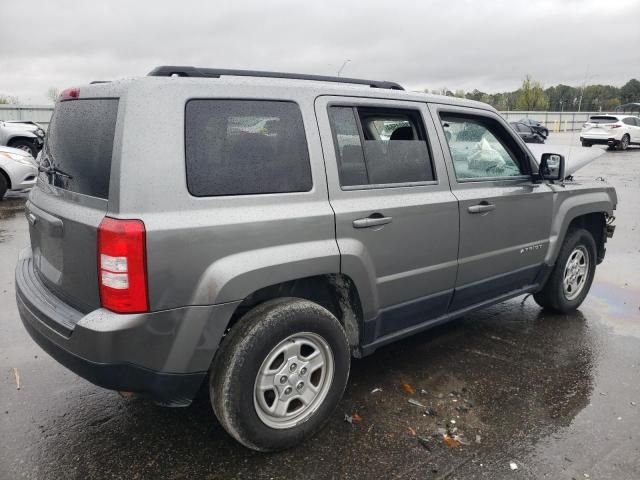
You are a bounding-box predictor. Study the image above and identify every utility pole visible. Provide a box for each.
[337,59,351,77]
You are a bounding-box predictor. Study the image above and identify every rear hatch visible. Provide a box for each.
[582,116,620,137]
[27,96,118,313]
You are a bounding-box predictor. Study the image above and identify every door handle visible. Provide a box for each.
[468,202,496,214]
[353,214,393,229]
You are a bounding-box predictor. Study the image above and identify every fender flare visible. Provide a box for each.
[545,191,615,265]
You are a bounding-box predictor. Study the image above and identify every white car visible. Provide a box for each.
[0,145,38,199]
[580,114,640,150]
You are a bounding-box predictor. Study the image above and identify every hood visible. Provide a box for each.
[527,144,605,177]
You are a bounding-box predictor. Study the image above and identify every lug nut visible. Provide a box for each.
[284,387,293,395]
[296,382,304,391]
[280,376,288,384]
[300,367,307,376]
[290,363,297,371]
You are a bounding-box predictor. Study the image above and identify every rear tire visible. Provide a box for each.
[616,134,630,151]
[8,139,38,158]
[533,228,596,313]
[210,298,350,452]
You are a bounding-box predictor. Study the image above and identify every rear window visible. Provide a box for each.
[589,116,619,124]
[44,99,118,199]
[185,100,312,196]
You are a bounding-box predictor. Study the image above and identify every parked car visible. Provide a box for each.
[580,114,640,150]
[0,120,46,158]
[16,67,617,452]
[0,145,38,199]
[509,121,545,143]
[519,118,549,138]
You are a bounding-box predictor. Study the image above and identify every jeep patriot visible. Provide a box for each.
[15,66,617,451]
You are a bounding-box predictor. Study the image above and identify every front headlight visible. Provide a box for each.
[36,129,45,137]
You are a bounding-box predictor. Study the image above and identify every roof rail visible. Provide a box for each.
[147,66,404,91]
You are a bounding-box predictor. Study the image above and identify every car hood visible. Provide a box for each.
[0,121,41,133]
[527,144,605,177]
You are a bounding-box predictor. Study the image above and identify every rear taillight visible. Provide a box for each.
[609,124,622,129]
[59,87,80,101]
[97,217,148,313]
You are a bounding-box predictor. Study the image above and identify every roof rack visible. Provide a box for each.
[147,66,404,91]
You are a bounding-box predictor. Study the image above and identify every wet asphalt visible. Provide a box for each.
[1,133,639,479]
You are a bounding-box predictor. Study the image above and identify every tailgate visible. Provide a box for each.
[27,97,118,313]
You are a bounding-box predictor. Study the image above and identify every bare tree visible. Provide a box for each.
[46,87,60,104]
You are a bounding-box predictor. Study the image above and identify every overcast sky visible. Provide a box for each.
[1,0,639,104]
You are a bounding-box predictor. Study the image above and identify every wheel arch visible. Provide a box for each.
[0,168,11,190]
[224,274,366,355]
[547,207,610,266]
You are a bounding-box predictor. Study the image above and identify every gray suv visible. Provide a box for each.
[15,67,617,451]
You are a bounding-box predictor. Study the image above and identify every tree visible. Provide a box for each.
[515,75,549,111]
[620,79,640,104]
[46,87,60,104]
[0,95,19,104]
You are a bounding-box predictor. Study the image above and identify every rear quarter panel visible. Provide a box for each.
[111,79,339,310]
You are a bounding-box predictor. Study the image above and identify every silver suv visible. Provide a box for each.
[15,67,617,451]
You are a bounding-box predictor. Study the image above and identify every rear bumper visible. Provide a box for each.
[15,249,240,406]
[580,133,623,145]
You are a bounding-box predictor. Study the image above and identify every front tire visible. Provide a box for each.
[8,139,38,158]
[534,228,596,313]
[210,298,350,452]
[0,173,7,200]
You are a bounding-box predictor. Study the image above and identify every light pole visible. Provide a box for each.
[337,59,350,77]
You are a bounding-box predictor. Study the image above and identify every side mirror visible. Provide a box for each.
[539,153,565,182]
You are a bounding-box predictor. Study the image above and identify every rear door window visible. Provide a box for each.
[328,106,435,187]
[44,99,119,199]
[185,100,312,196]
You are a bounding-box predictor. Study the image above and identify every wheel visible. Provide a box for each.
[534,228,596,313]
[616,134,630,151]
[210,298,350,451]
[0,173,7,200]
[581,141,592,147]
[8,139,38,158]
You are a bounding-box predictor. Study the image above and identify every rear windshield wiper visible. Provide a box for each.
[38,164,73,180]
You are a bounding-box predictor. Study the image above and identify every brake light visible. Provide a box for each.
[609,124,622,129]
[97,217,148,313]
[59,87,80,101]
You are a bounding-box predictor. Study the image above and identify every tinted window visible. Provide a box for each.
[44,99,118,199]
[441,115,525,180]
[622,117,636,126]
[329,106,435,187]
[589,116,619,124]
[185,100,312,196]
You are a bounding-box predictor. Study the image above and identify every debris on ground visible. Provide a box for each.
[420,389,429,395]
[402,383,416,395]
[408,398,426,408]
[631,401,636,406]
[407,426,417,436]
[443,434,461,448]
[417,435,431,451]
[509,462,518,470]
[475,435,482,444]
[13,368,20,390]
[344,413,363,424]
[425,407,437,416]
[370,388,383,394]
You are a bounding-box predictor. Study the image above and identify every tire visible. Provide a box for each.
[534,228,597,313]
[581,141,592,147]
[210,298,350,452]
[8,139,38,158]
[616,134,630,151]
[0,173,7,200]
